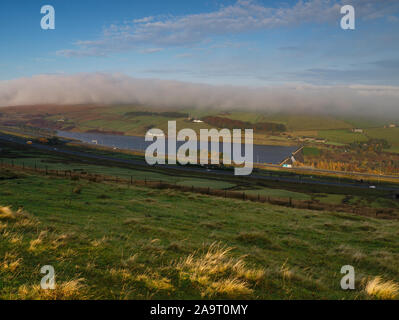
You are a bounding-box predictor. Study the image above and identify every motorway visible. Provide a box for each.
[1,132,399,193]
[259,163,399,181]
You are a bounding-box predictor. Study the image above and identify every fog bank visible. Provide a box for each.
[0,73,398,117]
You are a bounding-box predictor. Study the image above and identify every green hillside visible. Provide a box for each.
[1,169,398,300]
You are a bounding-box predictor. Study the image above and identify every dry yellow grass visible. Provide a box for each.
[135,273,174,291]
[109,268,132,281]
[0,206,31,220]
[280,261,293,282]
[121,254,138,267]
[28,238,43,252]
[0,221,7,231]
[365,276,399,300]
[0,206,37,230]
[9,234,23,244]
[18,278,86,300]
[91,236,109,247]
[1,253,22,273]
[0,206,16,220]
[174,242,265,298]
[28,231,48,252]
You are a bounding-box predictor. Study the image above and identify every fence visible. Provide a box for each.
[1,158,398,220]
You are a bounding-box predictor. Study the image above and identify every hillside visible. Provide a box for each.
[1,105,398,150]
[1,168,399,299]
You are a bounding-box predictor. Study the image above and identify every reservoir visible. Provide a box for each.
[57,130,299,165]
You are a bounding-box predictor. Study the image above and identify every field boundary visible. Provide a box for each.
[1,159,398,220]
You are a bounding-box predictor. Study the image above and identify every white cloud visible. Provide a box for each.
[0,73,398,117]
[57,0,399,57]
[139,48,164,54]
[133,16,155,24]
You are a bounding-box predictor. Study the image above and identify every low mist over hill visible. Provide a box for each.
[1,73,399,119]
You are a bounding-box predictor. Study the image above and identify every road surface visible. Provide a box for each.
[1,132,399,193]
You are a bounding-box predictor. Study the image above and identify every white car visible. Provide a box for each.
[369,186,376,189]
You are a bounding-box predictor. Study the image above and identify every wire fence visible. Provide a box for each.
[1,158,398,220]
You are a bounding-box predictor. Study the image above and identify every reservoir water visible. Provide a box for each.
[57,130,299,165]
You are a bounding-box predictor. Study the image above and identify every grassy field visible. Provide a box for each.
[1,137,398,211]
[318,130,368,144]
[1,169,399,300]
[263,114,353,131]
[366,127,399,151]
[303,147,320,157]
[2,105,397,149]
[0,142,239,189]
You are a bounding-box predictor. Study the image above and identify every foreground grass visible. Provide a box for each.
[0,169,398,300]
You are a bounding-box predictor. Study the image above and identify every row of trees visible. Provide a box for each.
[304,147,399,175]
[349,139,391,153]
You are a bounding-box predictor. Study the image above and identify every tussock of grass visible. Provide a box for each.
[203,278,252,297]
[123,218,142,225]
[0,206,15,220]
[167,242,185,252]
[0,221,7,231]
[275,261,324,292]
[28,238,43,252]
[1,253,22,273]
[121,254,138,267]
[18,278,87,300]
[136,273,174,292]
[28,231,47,252]
[50,234,70,249]
[142,239,165,256]
[200,221,223,230]
[333,244,366,262]
[0,206,35,226]
[0,206,30,221]
[14,218,38,229]
[236,231,279,249]
[109,268,132,281]
[365,276,399,300]
[174,242,265,298]
[91,236,108,247]
[9,234,23,244]
[280,261,293,282]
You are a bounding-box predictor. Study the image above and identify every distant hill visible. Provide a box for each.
[0,104,396,148]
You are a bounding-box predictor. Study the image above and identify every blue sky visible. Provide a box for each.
[1,0,398,86]
[0,0,399,115]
